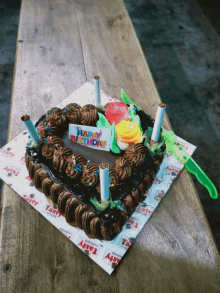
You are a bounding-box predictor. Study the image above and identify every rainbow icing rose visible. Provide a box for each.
[116,121,143,150]
[105,102,130,125]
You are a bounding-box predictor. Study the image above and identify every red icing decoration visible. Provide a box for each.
[105,102,130,125]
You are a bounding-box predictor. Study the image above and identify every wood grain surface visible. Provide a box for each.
[0,0,220,292]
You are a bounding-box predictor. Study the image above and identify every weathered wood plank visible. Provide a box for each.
[76,0,171,126]
[1,0,220,292]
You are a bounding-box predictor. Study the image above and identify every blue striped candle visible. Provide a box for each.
[99,163,109,201]
[94,75,101,107]
[151,103,166,143]
[21,115,41,145]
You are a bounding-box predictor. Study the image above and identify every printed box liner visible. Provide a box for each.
[0,82,196,274]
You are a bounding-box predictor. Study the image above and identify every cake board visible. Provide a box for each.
[0,83,196,274]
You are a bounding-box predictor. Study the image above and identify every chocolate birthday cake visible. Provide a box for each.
[24,101,166,241]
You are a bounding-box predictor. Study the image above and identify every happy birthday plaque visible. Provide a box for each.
[69,124,111,152]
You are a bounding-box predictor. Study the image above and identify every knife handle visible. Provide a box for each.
[185,157,218,199]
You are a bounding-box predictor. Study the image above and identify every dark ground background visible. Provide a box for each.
[0,0,219,249]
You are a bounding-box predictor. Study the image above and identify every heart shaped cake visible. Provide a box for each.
[24,99,166,241]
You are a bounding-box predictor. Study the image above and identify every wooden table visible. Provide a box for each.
[1,0,220,292]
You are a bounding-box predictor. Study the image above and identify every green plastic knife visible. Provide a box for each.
[161,129,218,199]
[121,89,218,199]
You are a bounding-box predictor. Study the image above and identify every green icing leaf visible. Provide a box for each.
[110,200,122,209]
[161,129,180,160]
[145,127,153,140]
[110,122,121,154]
[90,193,124,211]
[150,141,164,153]
[144,134,150,148]
[121,89,141,110]
[128,104,137,122]
[96,113,111,129]
[108,191,123,209]
[132,114,143,133]
[90,198,110,211]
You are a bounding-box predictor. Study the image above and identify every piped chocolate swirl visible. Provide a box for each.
[53,146,73,172]
[115,157,133,182]
[37,120,59,138]
[65,197,80,227]
[124,143,150,167]
[80,104,99,126]
[41,136,64,160]
[46,107,67,130]
[81,163,100,187]
[82,211,96,238]
[28,161,41,180]
[42,177,54,198]
[25,152,33,169]
[34,168,49,192]
[66,153,87,179]
[50,183,64,206]
[63,103,81,124]
[57,190,72,216]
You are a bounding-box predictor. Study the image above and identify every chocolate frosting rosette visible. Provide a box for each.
[65,197,81,227]
[25,152,33,169]
[131,187,140,205]
[90,217,104,240]
[153,159,160,172]
[81,163,100,187]
[57,191,72,216]
[42,136,64,160]
[75,205,89,229]
[66,153,87,179]
[50,183,65,206]
[124,143,149,167]
[137,182,146,196]
[123,194,135,214]
[34,168,49,192]
[81,210,96,238]
[109,167,119,190]
[143,169,155,189]
[37,120,46,137]
[53,146,73,172]
[80,104,99,126]
[28,161,41,180]
[42,143,55,160]
[115,156,133,182]
[42,177,54,198]
[37,120,59,138]
[46,107,67,130]
[63,103,81,124]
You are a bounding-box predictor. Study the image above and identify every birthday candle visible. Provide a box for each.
[21,115,41,144]
[94,75,101,107]
[151,103,166,143]
[99,163,109,201]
